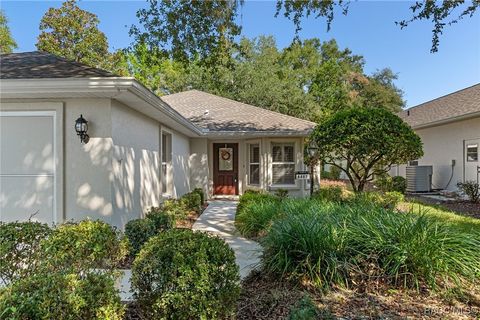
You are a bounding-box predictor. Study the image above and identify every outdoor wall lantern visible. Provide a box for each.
[75,114,90,144]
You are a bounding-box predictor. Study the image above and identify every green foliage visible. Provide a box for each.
[40,220,127,271]
[457,180,480,203]
[0,222,51,284]
[236,197,281,238]
[274,188,289,199]
[311,107,423,192]
[180,191,202,213]
[161,198,189,220]
[262,200,480,291]
[312,185,345,203]
[352,191,404,210]
[146,206,175,231]
[124,218,157,257]
[0,10,17,54]
[0,270,124,320]
[288,295,321,320]
[130,0,241,63]
[192,187,206,205]
[131,229,240,319]
[36,0,126,75]
[376,175,407,194]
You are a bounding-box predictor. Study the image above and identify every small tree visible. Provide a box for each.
[311,107,423,192]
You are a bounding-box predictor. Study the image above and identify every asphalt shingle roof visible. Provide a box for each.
[161,90,316,134]
[399,83,480,128]
[0,51,117,79]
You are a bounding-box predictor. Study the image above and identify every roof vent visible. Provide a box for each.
[203,110,209,117]
[407,110,410,116]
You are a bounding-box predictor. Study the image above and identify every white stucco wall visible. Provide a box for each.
[189,138,210,197]
[393,116,480,191]
[111,100,162,228]
[171,129,191,197]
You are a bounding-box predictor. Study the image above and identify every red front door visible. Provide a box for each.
[213,143,238,195]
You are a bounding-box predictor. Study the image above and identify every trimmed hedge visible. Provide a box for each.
[41,220,127,271]
[0,270,124,319]
[124,218,157,257]
[0,221,51,284]
[131,229,240,319]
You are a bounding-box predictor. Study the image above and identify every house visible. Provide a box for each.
[0,51,315,228]
[393,83,480,191]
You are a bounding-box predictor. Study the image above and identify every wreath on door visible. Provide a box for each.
[221,149,231,161]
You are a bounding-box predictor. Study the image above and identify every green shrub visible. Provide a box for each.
[274,188,289,199]
[41,220,127,271]
[131,229,240,319]
[262,201,480,291]
[288,295,321,320]
[146,207,175,231]
[376,175,407,194]
[352,191,404,210]
[236,198,281,237]
[0,270,124,320]
[181,191,202,213]
[192,187,206,205]
[237,192,277,216]
[0,221,51,284]
[329,166,341,180]
[457,180,480,203]
[312,186,345,202]
[125,218,157,256]
[162,198,189,219]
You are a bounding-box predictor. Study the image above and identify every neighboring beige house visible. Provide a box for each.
[0,51,315,228]
[393,83,480,191]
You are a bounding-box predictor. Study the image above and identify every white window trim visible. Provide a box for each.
[247,143,261,186]
[161,128,173,196]
[271,142,296,186]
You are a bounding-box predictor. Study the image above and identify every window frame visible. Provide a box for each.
[466,144,478,162]
[161,129,173,196]
[271,142,296,186]
[248,143,261,186]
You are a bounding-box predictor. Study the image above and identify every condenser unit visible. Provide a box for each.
[406,165,433,192]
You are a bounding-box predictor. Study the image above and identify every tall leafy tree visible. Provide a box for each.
[36,0,109,68]
[311,107,423,192]
[0,10,17,54]
[130,0,242,63]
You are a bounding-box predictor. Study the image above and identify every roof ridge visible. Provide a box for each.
[405,83,480,111]
[165,89,316,126]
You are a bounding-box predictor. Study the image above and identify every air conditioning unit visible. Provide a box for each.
[406,165,433,192]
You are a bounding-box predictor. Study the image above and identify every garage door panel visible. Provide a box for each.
[0,116,54,175]
[0,176,54,223]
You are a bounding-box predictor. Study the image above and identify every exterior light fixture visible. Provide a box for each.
[75,114,89,144]
[307,140,319,158]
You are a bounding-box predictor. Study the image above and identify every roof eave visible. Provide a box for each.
[407,110,480,130]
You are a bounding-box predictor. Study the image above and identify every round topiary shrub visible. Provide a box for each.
[0,270,124,320]
[124,218,157,256]
[146,207,175,231]
[41,220,127,271]
[131,229,240,319]
[0,221,51,284]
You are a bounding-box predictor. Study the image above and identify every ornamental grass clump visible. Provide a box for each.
[262,201,480,291]
[131,229,240,319]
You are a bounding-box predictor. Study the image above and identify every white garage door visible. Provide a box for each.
[0,111,56,224]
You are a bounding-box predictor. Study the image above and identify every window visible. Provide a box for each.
[467,144,478,162]
[161,132,172,194]
[248,144,260,185]
[271,143,295,185]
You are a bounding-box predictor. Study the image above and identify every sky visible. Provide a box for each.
[2,0,480,108]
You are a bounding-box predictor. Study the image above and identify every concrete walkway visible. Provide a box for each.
[192,200,262,279]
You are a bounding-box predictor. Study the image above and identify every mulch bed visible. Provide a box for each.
[407,195,480,219]
[238,271,480,320]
